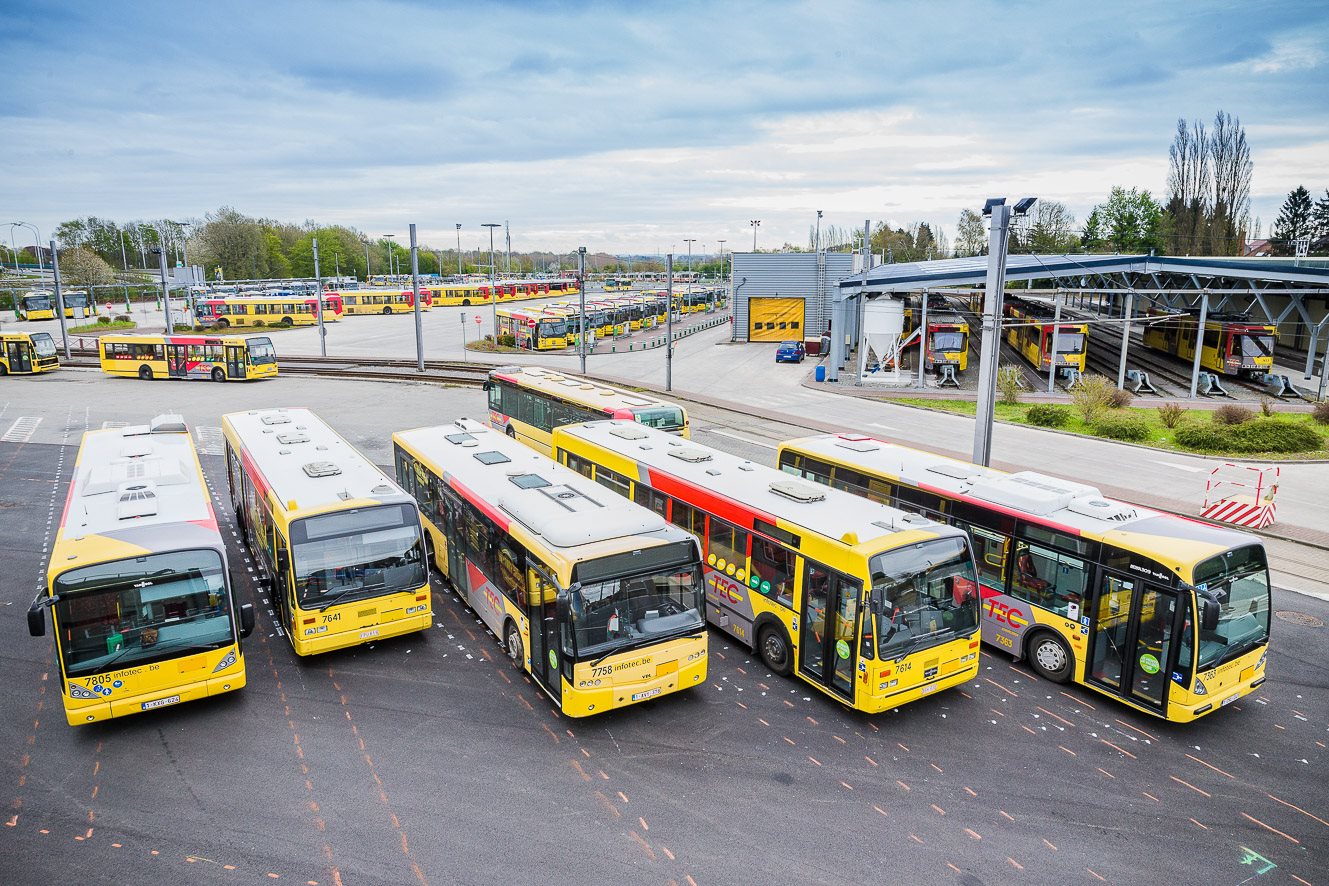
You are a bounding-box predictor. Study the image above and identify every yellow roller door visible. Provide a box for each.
[749,297,805,342]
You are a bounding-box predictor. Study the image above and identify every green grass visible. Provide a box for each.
[69,319,137,333]
[887,397,1327,460]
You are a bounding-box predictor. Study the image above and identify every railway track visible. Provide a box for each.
[945,296,1062,392]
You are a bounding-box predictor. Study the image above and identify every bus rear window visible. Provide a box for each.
[633,406,684,431]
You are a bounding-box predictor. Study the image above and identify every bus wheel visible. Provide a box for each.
[462,299,471,306]
[1026,631,1072,683]
[505,425,516,439]
[212,367,226,382]
[505,620,524,670]
[138,365,153,380]
[0,364,7,376]
[216,318,229,328]
[757,624,793,676]
[382,306,392,315]
[281,317,293,328]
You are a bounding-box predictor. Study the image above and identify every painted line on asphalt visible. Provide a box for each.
[1151,460,1205,473]
[704,428,777,450]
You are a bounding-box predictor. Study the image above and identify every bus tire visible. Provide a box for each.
[1026,630,1073,684]
[280,316,293,328]
[757,623,793,676]
[505,425,516,439]
[138,364,154,380]
[0,364,7,376]
[462,299,471,306]
[504,619,524,670]
[216,318,229,328]
[212,367,226,382]
[382,306,392,315]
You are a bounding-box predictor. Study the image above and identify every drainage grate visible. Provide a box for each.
[1274,611,1324,628]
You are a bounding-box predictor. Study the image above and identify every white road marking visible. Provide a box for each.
[2,416,41,442]
[1151,460,1205,474]
[705,428,777,450]
[868,422,898,431]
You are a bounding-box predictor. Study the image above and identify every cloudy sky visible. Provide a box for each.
[4,0,1328,255]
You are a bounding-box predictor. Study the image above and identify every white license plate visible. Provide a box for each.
[631,688,661,701]
[360,629,380,640]
[1221,693,1238,707]
[141,695,181,711]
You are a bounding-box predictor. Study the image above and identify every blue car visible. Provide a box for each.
[775,340,805,363]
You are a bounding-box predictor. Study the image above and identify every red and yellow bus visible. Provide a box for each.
[778,434,1272,722]
[28,415,256,725]
[1,331,59,375]
[99,334,277,382]
[554,420,983,714]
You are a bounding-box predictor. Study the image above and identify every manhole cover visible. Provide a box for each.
[1275,611,1324,628]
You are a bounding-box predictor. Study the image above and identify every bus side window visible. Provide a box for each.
[750,538,795,608]
[594,466,631,500]
[488,383,503,412]
[565,452,595,479]
[961,523,1009,592]
[494,537,525,606]
[706,516,749,573]
[1011,540,1087,619]
[394,446,416,494]
[632,483,667,518]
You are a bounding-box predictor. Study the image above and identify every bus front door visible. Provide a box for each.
[166,344,188,378]
[6,340,32,373]
[798,564,858,704]
[524,568,561,703]
[225,345,246,379]
[1087,573,1178,713]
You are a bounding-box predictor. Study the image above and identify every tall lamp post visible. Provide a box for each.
[684,238,695,282]
[455,224,462,275]
[749,219,760,251]
[312,237,326,357]
[382,235,396,280]
[13,221,44,277]
[717,240,726,285]
[362,236,370,282]
[483,223,501,337]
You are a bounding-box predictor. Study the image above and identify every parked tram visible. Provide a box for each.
[196,294,344,328]
[336,289,432,315]
[99,334,277,382]
[552,420,983,714]
[222,407,431,656]
[1,331,59,375]
[1141,310,1276,378]
[393,419,708,716]
[28,415,256,725]
[1003,296,1088,375]
[777,434,1271,723]
[485,365,688,454]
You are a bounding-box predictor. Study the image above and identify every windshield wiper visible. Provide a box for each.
[316,584,367,612]
[888,629,951,663]
[592,628,704,667]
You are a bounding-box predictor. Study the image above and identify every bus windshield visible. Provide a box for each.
[248,337,276,364]
[65,292,89,307]
[539,319,568,337]
[1240,334,1274,359]
[1194,545,1271,670]
[870,536,979,660]
[53,549,233,678]
[291,503,426,607]
[570,549,704,660]
[25,294,52,311]
[31,333,57,357]
[633,406,685,432]
[931,331,965,351]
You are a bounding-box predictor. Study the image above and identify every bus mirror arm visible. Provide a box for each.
[239,602,256,638]
[27,594,58,638]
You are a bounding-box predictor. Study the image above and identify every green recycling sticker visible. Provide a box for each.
[1138,653,1160,675]
[548,650,558,670]
[835,639,851,660]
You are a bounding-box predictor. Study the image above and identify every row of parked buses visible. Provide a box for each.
[26,360,1270,728]
[16,289,92,320]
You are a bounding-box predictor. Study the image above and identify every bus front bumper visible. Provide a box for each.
[563,658,707,717]
[65,669,247,726]
[858,655,979,715]
[292,611,431,656]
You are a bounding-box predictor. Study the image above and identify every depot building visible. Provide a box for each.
[728,252,859,351]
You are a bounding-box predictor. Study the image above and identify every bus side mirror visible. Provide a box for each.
[27,604,46,637]
[276,549,289,576]
[239,602,256,638]
[1200,597,1220,633]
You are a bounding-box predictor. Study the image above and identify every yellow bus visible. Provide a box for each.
[553,420,982,713]
[196,294,344,328]
[27,415,256,725]
[336,289,432,315]
[222,407,431,656]
[486,365,689,454]
[496,307,571,350]
[17,290,91,320]
[1,331,59,374]
[99,333,277,382]
[394,419,708,716]
[777,434,1272,722]
[603,277,633,292]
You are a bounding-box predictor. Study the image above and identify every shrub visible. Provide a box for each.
[996,366,1023,405]
[1107,387,1134,409]
[1212,403,1254,425]
[1092,415,1151,441]
[1157,402,1188,429]
[96,314,112,325]
[114,314,131,323]
[251,319,266,327]
[1070,374,1115,423]
[497,333,516,348]
[1026,404,1070,427]
[1259,397,1277,417]
[1226,418,1324,454]
[1175,424,1233,451]
[1311,400,1329,425]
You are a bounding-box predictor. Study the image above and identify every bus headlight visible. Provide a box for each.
[1256,653,1266,671]
[1193,678,1207,696]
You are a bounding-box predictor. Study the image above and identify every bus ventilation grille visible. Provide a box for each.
[302,461,341,478]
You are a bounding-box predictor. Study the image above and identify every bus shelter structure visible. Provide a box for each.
[827,254,1329,397]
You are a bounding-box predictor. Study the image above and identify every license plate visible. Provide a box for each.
[141,695,181,711]
[631,688,661,701]
[360,629,380,640]
[1221,693,1238,707]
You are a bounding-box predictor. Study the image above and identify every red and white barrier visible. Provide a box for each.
[1202,463,1279,530]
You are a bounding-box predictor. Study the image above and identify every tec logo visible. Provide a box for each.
[707,573,745,606]
[985,599,1028,629]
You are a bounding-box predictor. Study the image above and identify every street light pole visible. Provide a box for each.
[684,238,695,281]
[749,219,760,251]
[578,246,587,375]
[455,224,462,274]
[364,238,370,281]
[156,246,174,335]
[312,237,326,357]
[410,223,424,372]
[666,253,674,392]
[483,223,501,338]
[973,200,1013,467]
[50,240,71,359]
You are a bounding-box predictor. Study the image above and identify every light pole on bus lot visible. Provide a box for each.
[362,235,370,281]
[455,224,462,274]
[684,239,695,280]
[383,235,397,279]
[13,221,44,276]
[717,240,726,283]
[50,240,71,358]
[578,246,587,375]
[312,237,327,357]
[749,219,760,252]
[410,224,424,372]
[483,223,501,338]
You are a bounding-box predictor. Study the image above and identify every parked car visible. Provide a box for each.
[775,340,806,363]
